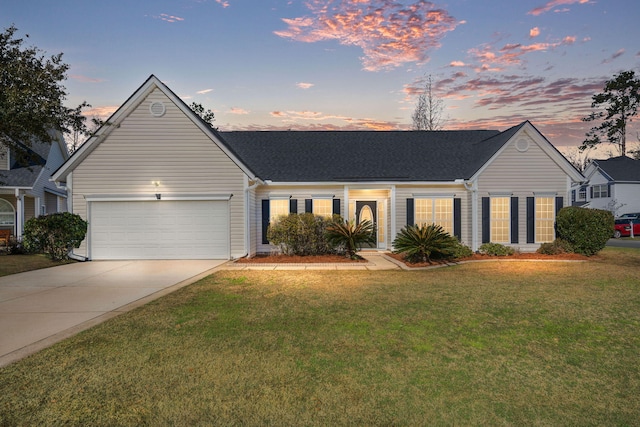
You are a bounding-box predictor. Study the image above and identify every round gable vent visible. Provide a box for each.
[515,138,530,152]
[149,102,166,117]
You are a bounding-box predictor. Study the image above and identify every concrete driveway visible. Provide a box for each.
[0,260,227,367]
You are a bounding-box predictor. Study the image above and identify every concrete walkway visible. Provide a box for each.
[0,260,226,367]
[225,252,401,271]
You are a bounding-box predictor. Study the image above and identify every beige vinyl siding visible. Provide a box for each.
[71,88,247,258]
[394,184,470,247]
[476,134,569,250]
[255,185,344,254]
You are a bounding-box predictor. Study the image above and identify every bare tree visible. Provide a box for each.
[411,74,445,131]
[563,147,593,172]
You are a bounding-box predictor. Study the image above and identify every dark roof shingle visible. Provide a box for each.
[594,156,640,182]
[220,126,521,182]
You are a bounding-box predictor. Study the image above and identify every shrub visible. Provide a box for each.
[555,207,613,256]
[325,218,375,259]
[478,242,515,256]
[451,240,474,259]
[266,213,334,256]
[392,224,458,263]
[537,238,573,255]
[23,212,88,261]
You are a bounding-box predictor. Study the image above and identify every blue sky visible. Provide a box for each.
[4,0,640,153]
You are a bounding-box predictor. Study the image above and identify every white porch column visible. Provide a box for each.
[35,197,41,217]
[15,189,24,239]
[343,186,349,219]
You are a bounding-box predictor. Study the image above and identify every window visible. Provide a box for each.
[490,197,510,243]
[535,197,555,243]
[592,184,609,198]
[312,199,333,218]
[415,198,453,235]
[0,199,15,226]
[270,199,289,222]
[578,186,587,200]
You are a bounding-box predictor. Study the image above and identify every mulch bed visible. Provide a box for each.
[235,254,367,263]
[386,251,592,268]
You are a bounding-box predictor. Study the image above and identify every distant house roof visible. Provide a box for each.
[221,124,530,182]
[592,156,640,182]
[0,132,67,189]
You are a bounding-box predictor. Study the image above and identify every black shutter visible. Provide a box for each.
[511,197,519,244]
[333,198,341,216]
[261,199,270,244]
[555,196,563,216]
[406,198,414,226]
[290,199,297,214]
[453,198,462,240]
[305,199,313,213]
[526,197,535,244]
[607,184,611,198]
[590,187,593,199]
[482,197,490,243]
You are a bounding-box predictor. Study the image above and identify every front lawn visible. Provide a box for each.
[1,248,639,425]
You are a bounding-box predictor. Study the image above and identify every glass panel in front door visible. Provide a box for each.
[356,201,377,248]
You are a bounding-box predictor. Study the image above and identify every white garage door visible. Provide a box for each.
[90,200,229,260]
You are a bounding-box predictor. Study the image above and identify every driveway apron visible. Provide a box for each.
[0,260,226,367]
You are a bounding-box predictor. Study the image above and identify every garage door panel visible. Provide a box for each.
[90,201,229,260]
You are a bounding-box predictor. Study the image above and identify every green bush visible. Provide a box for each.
[392,224,458,263]
[23,212,87,261]
[267,213,335,256]
[478,242,515,256]
[555,207,613,256]
[537,238,573,255]
[325,218,375,259]
[451,240,474,259]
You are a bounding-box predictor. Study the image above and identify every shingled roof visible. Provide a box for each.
[592,156,640,182]
[0,139,48,188]
[220,123,526,182]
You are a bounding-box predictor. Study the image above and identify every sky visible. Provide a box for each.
[4,0,640,156]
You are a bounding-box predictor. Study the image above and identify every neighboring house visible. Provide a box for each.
[572,156,640,216]
[51,75,585,260]
[0,132,69,239]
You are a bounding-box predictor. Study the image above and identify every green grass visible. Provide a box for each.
[1,248,640,425]
[0,254,73,277]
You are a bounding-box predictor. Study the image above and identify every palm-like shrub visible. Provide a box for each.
[392,223,458,264]
[325,219,376,259]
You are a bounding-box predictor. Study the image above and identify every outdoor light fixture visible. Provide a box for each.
[156,193,161,200]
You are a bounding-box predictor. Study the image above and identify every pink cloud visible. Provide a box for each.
[601,48,625,64]
[449,60,466,67]
[296,82,315,89]
[82,106,118,119]
[469,36,576,70]
[197,88,214,94]
[215,0,230,7]
[529,27,540,38]
[528,0,590,16]
[155,13,185,23]
[229,107,249,115]
[274,0,460,71]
